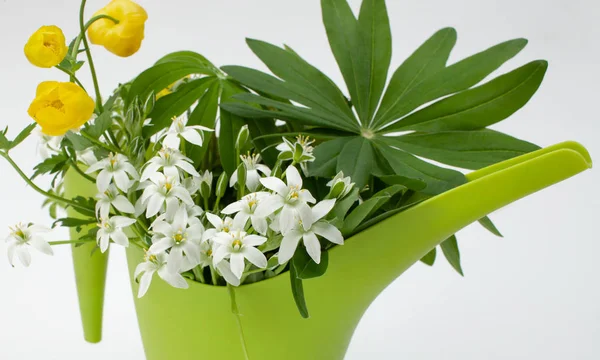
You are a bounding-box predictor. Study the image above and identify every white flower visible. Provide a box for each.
[276,135,315,175]
[230,153,271,192]
[221,192,270,235]
[278,199,343,264]
[148,206,204,272]
[255,166,316,234]
[76,148,98,166]
[95,185,135,219]
[134,251,188,298]
[141,147,199,180]
[86,153,139,192]
[182,170,212,196]
[212,230,267,279]
[205,213,235,234]
[96,216,136,253]
[138,173,194,218]
[152,203,203,228]
[326,171,355,199]
[6,223,52,267]
[162,114,213,148]
[36,128,62,159]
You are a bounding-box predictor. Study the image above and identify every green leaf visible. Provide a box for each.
[331,186,359,221]
[357,0,392,123]
[375,175,427,191]
[243,39,357,126]
[126,61,215,105]
[290,263,309,318]
[336,136,374,189]
[143,77,216,138]
[232,93,356,132]
[308,137,351,178]
[420,247,437,266]
[386,129,540,170]
[384,61,548,132]
[186,80,221,166]
[372,184,406,199]
[479,216,503,237]
[0,131,10,150]
[53,217,96,232]
[376,28,457,127]
[155,50,218,72]
[219,82,246,176]
[342,194,391,235]
[374,38,528,128]
[292,247,329,280]
[440,235,463,276]
[10,123,36,149]
[64,132,93,151]
[32,153,69,179]
[84,111,112,138]
[375,143,466,195]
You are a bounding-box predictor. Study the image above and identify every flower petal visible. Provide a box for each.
[111,230,129,247]
[221,201,243,215]
[312,222,344,245]
[113,170,131,192]
[284,166,302,188]
[216,261,240,286]
[112,195,135,214]
[180,128,204,146]
[16,246,31,267]
[137,271,155,298]
[229,252,245,279]
[311,199,336,221]
[29,237,53,256]
[303,232,321,264]
[149,237,174,254]
[167,247,184,273]
[242,246,267,268]
[243,234,267,247]
[254,195,284,217]
[158,267,189,289]
[259,177,287,195]
[278,230,302,264]
[96,170,113,192]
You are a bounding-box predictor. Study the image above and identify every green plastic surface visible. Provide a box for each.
[70,141,592,358]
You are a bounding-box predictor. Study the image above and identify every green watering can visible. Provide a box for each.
[64,141,592,359]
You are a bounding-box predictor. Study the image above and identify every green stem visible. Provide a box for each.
[70,14,120,60]
[273,263,288,275]
[63,148,96,183]
[0,152,93,213]
[192,266,206,283]
[55,65,87,91]
[78,0,111,113]
[49,239,94,246]
[209,265,218,286]
[80,130,121,154]
[228,284,250,360]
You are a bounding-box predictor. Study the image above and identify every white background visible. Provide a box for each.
[0,0,598,359]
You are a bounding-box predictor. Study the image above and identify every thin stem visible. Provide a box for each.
[55,65,87,91]
[228,284,250,360]
[49,239,94,246]
[273,263,288,275]
[70,14,120,60]
[192,266,206,283]
[63,148,96,183]
[209,265,218,286]
[78,0,106,113]
[0,152,92,213]
[80,130,121,154]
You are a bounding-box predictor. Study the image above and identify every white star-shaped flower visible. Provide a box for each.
[96,216,137,253]
[95,184,135,219]
[255,166,316,234]
[148,206,204,273]
[138,173,194,218]
[86,153,139,192]
[141,147,199,180]
[161,114,214,148]
[230,153,271,192]
[221,192,270,235]
[6,223,53,267]
[134,251,188,298]
[278,199,343,264]
[212,230,267,279]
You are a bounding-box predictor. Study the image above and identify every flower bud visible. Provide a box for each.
[24,25,68,68]
[235,125,249,151]
[236,162,247,191]
[143,91,155,117]
[198,170,213,199]
[216,172,228,198]
[326,171,354,199]
[88,0,148,57]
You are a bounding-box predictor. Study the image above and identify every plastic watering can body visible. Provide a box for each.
[67,141,592,358]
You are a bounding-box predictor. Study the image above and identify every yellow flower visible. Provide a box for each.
[24,25,68,68]
[28,82,95,136]
[88,0,148,57]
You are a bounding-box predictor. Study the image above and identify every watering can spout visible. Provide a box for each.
[323,141,592,307]
[64,170,109,343]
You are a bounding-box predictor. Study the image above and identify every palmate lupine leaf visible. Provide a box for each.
[221,0,546,198]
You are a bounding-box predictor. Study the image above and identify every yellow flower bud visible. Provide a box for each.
[27,82,95,136]
[88,0,148,57]
[24,25,68,68]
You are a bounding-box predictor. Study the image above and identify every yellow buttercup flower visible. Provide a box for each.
[28,82,95,136]
[88,0,148,57]
[24,25,68,68]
